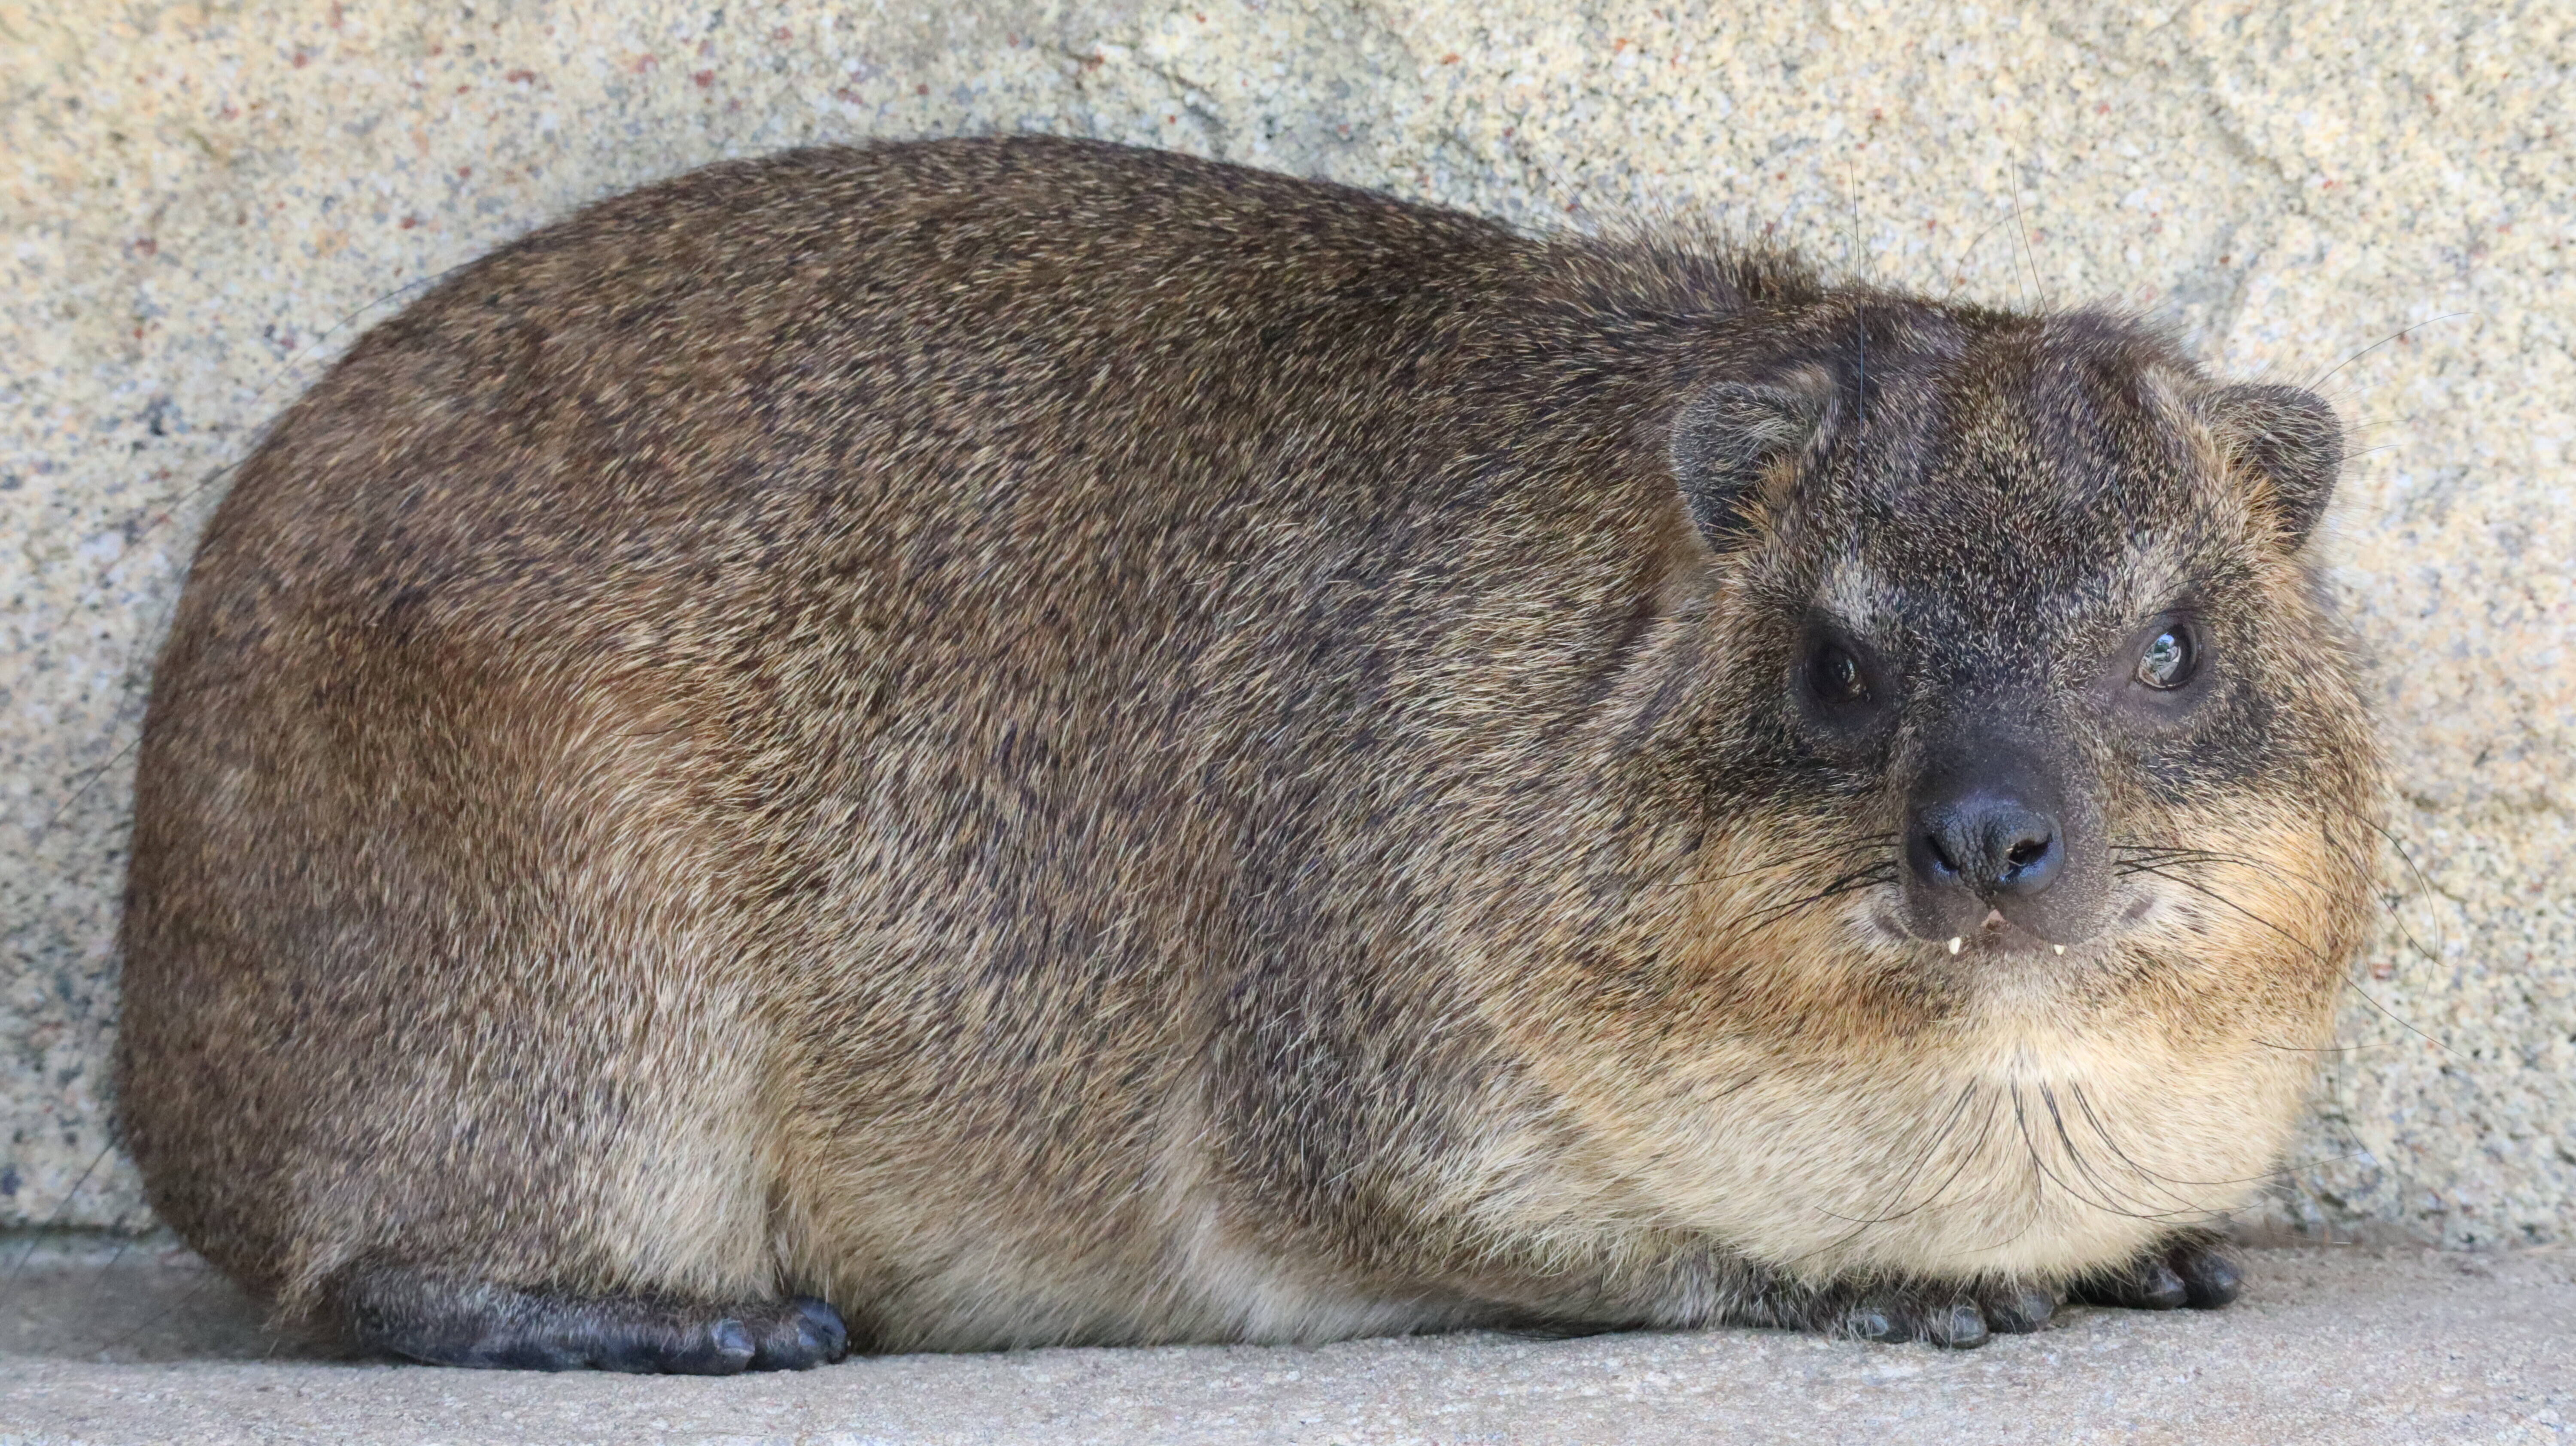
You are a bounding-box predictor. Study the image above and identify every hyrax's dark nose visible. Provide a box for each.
[1908,793,2065,899]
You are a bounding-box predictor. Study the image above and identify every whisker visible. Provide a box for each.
[1686,834,1897,890]
[2303,311,2471,392]
[36,733,147,839]
[0,1135,119,1311]
[2125,861,2460,1062]
[1814,1080,1982,1227]
[2008,1083,2205,1224]
[1716,865,1899,941]
[1791,1086,2003,1268]
[85,1267,222,1361]
[2108,841,2348,899]
[2354,813,2453,967]
[2041,1081,2202,1218]
[2066,1080,2316,1193]
[2123,814,2453,982]
[1573,831,1899,904]
[2248,1036,2400,1055]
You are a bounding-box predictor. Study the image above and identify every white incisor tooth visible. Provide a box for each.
[2054,944,2066,955]
[1947,936,1962,955]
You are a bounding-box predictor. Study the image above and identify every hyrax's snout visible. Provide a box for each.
[1901,736,2101,950]
[1908,790,2063,901]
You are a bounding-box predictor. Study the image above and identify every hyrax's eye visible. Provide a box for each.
[2136,627,2195,690]
[1808,642,1867,704]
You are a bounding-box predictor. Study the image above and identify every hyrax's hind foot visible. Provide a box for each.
[329,1267,850,1372]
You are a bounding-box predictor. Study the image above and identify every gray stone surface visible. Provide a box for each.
[0,1240,2570,1444]
[1,0,2570,1248]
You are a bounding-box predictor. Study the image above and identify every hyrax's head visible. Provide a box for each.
[1525,301,2384,1279]
[1672,303,2378,970]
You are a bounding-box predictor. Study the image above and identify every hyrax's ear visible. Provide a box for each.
[1668,376,1831,550]
[2197,383,2343,548]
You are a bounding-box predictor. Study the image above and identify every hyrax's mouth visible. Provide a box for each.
[1941,905,2073,957]
[1859,886,2165,963]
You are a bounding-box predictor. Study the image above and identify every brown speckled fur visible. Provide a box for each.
[115,137,2380,1363]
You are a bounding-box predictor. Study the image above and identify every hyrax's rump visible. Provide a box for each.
[117,137,2380,1370]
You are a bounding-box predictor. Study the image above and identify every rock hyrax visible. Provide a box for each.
[117,136,2381,1370]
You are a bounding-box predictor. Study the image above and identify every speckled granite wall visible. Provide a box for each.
[4,0,2568,1246]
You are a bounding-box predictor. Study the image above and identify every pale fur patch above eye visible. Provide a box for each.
[1814,564,1901,638]
[2114,536,2195,626]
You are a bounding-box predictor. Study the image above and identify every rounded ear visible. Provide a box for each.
[1667,377,1831,550]
[2197,383,2343,547]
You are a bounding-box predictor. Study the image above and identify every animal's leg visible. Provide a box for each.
[326,1264,850,1373]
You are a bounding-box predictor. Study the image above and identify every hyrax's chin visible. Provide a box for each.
[1668,1019,2315,1286]
[1556,878,2336,1288]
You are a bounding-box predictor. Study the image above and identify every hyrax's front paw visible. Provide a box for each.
[1776,1233,2242,1349]
[1817,1279,2060,1349]
[2068,1231,2243,1312]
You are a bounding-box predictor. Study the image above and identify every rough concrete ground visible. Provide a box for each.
[0,1242,2566,1445]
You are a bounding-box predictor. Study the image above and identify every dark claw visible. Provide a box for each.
[2073,1255,2189,1311]
[2172,1243,2243,1309]
[1840,1293,1991,1349]
[1842,1304,1901,1342]
[2132,1258,2190,1309]
[750,1296,850,1370]
[664,1317,757,1375]
[1923,1300,1988,1349]
[1980,1284,2057,1334]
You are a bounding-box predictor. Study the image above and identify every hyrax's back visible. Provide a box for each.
[119,137,1582,1363]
